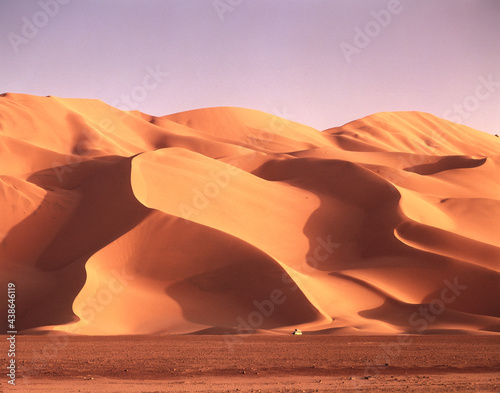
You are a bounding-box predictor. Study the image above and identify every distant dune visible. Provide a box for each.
[0,93,499,335]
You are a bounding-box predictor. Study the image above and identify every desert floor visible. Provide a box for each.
[2,335,499,392]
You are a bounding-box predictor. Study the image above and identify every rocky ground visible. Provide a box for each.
[2,335,499,392]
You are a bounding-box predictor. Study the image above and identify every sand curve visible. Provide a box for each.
[0,93,499,335]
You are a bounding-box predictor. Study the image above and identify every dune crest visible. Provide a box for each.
[0,93,499,335]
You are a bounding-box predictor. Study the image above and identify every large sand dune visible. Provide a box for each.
[0,93,499,335]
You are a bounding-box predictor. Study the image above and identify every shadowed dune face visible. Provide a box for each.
[403,156,487,175]
[0,93,499,335]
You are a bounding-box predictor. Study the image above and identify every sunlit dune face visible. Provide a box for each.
[1,94,499,335]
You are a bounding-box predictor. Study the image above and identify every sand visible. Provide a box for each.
[1,92,500,392]
[3,335,500,392]
[0,92,499,336]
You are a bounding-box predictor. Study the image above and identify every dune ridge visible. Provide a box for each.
[0,93,499,335]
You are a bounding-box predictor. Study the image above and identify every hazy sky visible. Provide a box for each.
[1,0,499,134]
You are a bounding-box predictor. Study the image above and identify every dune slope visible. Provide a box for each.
[0,93,499,335]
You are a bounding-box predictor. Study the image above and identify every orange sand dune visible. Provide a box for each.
[0,93,499,335]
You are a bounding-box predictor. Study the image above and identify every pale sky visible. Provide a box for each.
[1,0,499,134]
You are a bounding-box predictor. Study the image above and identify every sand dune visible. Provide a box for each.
[0,93,499,335]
